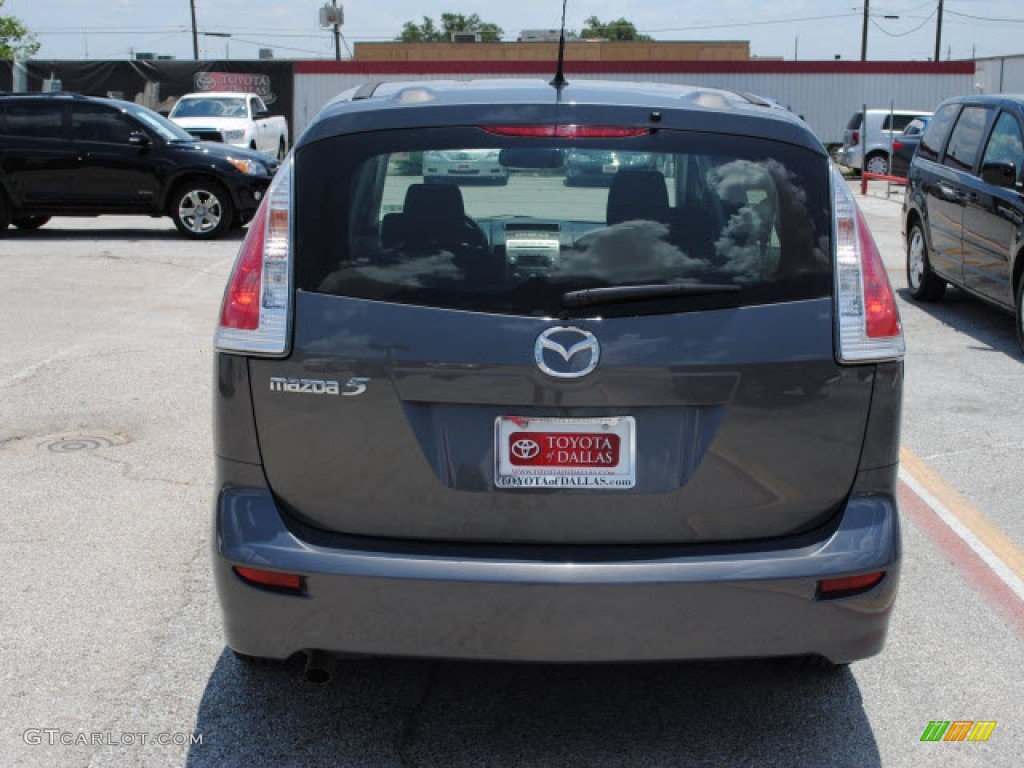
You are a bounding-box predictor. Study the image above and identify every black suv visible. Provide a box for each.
[903,94,1024,351]
[0,92,277,239]
[212,78,905,676]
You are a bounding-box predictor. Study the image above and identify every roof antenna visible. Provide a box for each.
[550,0,569,89]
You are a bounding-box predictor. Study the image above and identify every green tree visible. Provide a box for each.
[0,0,40,59]
[398,13,503,43]
[580,16,651,42]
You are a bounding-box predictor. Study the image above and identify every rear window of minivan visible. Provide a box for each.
[918,103,961,162]
[295,128,832,318]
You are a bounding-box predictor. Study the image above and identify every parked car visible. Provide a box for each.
[891,116,931,178]
[422,148,508,184]
[903,94,1024,352]
[212,78,904,679]
[169,92,289,160]
[563,148,659,185]
[836,108,933,175]
[0,92,277,239]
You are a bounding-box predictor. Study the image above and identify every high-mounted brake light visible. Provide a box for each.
[832,165,905,363]
[215,156,293,355]
[482,125,649,138]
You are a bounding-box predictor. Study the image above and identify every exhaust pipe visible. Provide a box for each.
[304,650,337,684]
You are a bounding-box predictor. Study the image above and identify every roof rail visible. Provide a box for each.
[351,81,382,101]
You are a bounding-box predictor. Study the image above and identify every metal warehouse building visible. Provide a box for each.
[293,60,976,147]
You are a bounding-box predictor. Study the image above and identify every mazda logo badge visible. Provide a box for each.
[535,327,600,379]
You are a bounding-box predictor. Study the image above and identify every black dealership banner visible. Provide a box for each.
[3,60,295,139]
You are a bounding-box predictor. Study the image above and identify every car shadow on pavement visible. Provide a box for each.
[185,652,881,767]
[897,286,1020,359]
[1,226,247,242]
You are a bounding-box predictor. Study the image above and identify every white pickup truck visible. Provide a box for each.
[169,92,289,160]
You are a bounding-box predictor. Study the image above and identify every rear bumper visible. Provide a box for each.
[213,466,901,664]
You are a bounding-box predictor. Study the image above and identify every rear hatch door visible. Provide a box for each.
[249,126,873,545]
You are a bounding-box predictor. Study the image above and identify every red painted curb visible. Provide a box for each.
[899,480,1024,640]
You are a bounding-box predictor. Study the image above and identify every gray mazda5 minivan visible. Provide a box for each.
[212,79,904,678]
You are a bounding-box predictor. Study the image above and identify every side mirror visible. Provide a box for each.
[128,131,151,147]
[980,161,1017,189]
[254,109,270,119]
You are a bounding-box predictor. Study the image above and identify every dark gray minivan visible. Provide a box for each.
[212,79,905,678]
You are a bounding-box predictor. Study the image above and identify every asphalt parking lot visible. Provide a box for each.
[0,182,1021,767]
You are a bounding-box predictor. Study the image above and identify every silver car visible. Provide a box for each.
[423,148,509,185]
[836,108,933,175]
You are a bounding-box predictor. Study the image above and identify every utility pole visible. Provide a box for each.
[319,2,343,60]
[934,0,944,62]
[861,0,869,61]
[190,0,199,59]
[332,0,341,61]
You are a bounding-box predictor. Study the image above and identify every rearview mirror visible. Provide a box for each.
[498,148,565,169]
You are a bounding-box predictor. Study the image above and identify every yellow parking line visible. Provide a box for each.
[900,446,1024,583]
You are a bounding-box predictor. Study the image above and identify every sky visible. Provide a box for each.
[7,0,1024,63]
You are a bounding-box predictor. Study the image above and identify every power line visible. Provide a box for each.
[945,9,1024,23]
[869,9,938,37]
[642,13,859,34]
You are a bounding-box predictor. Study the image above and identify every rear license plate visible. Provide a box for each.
[494,416,635,489]
[602,164,617,174]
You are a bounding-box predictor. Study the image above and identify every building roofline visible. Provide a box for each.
[296,60,975,76]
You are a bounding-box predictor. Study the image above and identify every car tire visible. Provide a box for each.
[865,152,889,176]
[1015,274,1024,355]
[232,211,255,230]
[0,193,11,233]
[12,215,50,230]
[170,180,234,240]
[906,221,946,301]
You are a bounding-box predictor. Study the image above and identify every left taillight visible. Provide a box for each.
[215,156,293,355]
[831,164,905,363]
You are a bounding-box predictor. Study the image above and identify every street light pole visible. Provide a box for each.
[934,0,944,62]
[205,32,231,60]
[332,0,341,61]
[861,0,869,61]
[190,0,199,59]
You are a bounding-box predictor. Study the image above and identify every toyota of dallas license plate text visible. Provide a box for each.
[495,416,636,488]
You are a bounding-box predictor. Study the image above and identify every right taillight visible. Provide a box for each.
[832,164,905,363]
[215,156,293,355]
[851,130,860,145]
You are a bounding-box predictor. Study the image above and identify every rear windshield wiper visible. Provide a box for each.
[561,283,741,309]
